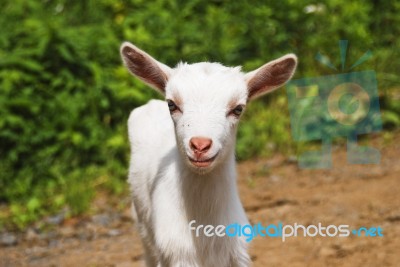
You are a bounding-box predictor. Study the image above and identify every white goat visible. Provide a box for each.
[120,42,297,267]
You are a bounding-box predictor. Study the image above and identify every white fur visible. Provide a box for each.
[121,42,297,267]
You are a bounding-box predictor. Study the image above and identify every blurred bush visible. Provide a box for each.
[0,0,399,229]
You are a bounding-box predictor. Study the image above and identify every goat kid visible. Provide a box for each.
[120,42,297,267]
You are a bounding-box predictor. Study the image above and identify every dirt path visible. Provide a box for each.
[1,132,399,267]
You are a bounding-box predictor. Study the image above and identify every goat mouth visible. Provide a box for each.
[188,154,218,168]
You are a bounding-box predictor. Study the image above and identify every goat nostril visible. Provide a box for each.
[190,141,197,151]
[189,137,212,153]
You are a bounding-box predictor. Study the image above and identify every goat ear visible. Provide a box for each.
[120,42,172,94]
[245,54,297,100]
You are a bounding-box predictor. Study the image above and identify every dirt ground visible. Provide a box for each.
[1,131,399,267]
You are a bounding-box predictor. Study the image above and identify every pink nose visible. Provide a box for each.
[190,137,212,154]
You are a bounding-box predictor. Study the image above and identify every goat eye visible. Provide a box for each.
[167,100,178,112]
[231,105,244,116]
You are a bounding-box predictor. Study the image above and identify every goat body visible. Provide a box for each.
[120,42,297,267]
[128,99,249,266]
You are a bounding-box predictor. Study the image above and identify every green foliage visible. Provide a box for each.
[237,94,293,160]
[0,0,399,229]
